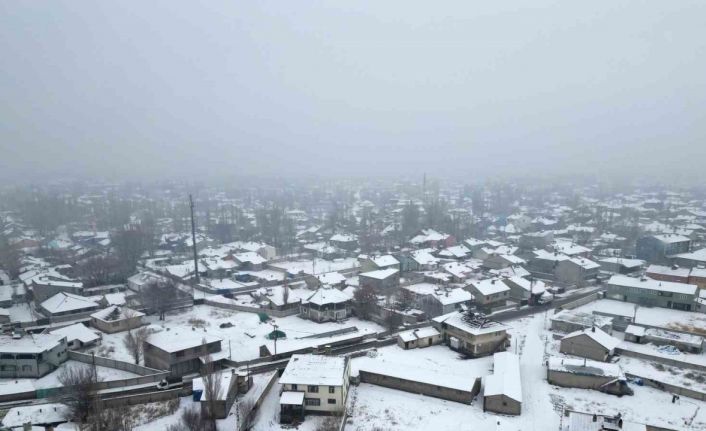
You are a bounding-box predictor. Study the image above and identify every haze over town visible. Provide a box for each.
[1,2,706,431]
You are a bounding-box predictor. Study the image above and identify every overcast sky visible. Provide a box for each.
[1,1,705,183]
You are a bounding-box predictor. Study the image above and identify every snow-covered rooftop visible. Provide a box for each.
[279,354,347,386]
[484,351,522,402]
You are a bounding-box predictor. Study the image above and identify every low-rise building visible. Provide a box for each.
[624,324,703,353]
[646,264,690,284]
[636,234,691,263]
[299,286,352,322]
[401,283,473,318]
[550,310,613,334]
[606,274,698,311]
[0,333,68,378]
[559,327,620,362]
[279,354,350,423]
[597,257,645,275]
[555,258,600,286]
[432,311,509,358]
[49,323,101,350]
[39,291,100,319]
[144,332,223,376]
[358,268,399,292]
[483,352,522,416]
[90,305,145,333]
[397,327,442,350]
[547,356,632,396]
[501,276,546,304]
[466,279,510,311]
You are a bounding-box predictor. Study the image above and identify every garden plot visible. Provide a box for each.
[98,304,384,364]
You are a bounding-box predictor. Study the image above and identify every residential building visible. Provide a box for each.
[559,327,620,362]
[546,356,632,396]
[396,327,442,350]
[401,283,473,318]
[90,305,145,333]
[49,323,101,350]
[279,354,350,423]
[483,352,522,416]
[358,268,399,292]
[554,257,600,286]
[466,279,510,311]
[144,333,223,376]
[39,292,100,319]
[299,286,352,322]
[636,234,691,263]
[597,257,645,275]
[501,276,546,304]
[606,275,698,311]
[432,311,509,358]
[646,264,690,284]
[0,333,68,378]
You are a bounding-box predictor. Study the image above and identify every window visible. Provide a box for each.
[22,365,32,372]
[291,384,298,391]
[176,351,185,358]
[328,398,336,404]
[307,385,319,393]
[305,398,320,406]
[329,386,335,394]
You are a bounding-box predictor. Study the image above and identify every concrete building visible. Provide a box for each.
[299,286,352,323]
[279,354,350,423]
[397,327,442,349]
[606,274,698,311]
[144,333,222,376]
[483,352,522,415]
[49,323,101,350]
[432,311,509,358]
[624,324,703,353]
[39,291,100,319]
[502,276,546,304]
[0,333,68,378]
[550,310,613,334]
[401,283,473,318]
[646,264,690,284]
[466,278,510,311]
[483,253,526,270]
[90,305,145,333]
[559,327,620,362]
[636,234,691,263]
[547,356,632,396]
[555,258,600,286]
[597,257,645,275]
[358,268,399,292]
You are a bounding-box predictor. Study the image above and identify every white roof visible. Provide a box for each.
[624,324,646,337]
[402,283,472,305]
[652,234,690,244]
[410,249,439,265]
[608,274,698,295]
[397,326,440,343]
[316,272,346,285]
[40,292,98,314]
[147,332,222,353]
[598,257,645,268]
[547,356,623,378]
[563,327,620,351]
[280,391,305,405]
[371,255,399,267]
[330,233,357,242]
[484,352,522,402]
[90,305,145,321]
[674,248,706,263]
[192,371,233,401]
[0,333,65,354]
[502,276,546,294]
[304,286,351,306]
[233,251,267,265]
[646,264,690,278]
[433,311,508,336]
[359,268,398,280]
[279,354,347,386]
[49,323,100,344]
[565,257,600,270]
[469,278,510,296]
[438,245,470,258]
[1,403,70,428]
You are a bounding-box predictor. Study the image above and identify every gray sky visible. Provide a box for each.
[1,1,705,183]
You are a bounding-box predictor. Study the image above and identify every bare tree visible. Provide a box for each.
[202,352,223,431]
[353,284,377,320]
[237,396,256,431]
[123,326,150,365]
[142,279,179,320]
[92,405,135,431]
[57,364,100,424]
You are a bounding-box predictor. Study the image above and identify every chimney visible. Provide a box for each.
[591,326,596,333]
[592,414,597,422]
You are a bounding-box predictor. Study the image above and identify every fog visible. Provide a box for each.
[1,1,705,183]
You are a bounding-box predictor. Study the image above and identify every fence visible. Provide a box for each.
[625,373,706,402]
[555,291,602,311]
[97,387,189,409]
[615,347,706,372]
[204,298,299,318]
[237,371,278,431]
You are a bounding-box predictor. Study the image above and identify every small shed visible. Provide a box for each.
[397,327,442,350]
[559,327,620,362]
[483,352,522,415]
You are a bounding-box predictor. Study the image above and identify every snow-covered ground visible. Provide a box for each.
[99,304,384,364]
[574,298,706,331]
[269,257,359,275]
[7,302,36,322]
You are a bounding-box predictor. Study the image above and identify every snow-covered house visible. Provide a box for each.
[49,322,101,350]
[144,332,223,377]
[501,276,546,304]
[400,283,473,318]
[396,327,441,350]
[559,327,620,362]
[279,354,351,423]
[299,286,352,323]
[39,292,100,319]
[90,305,145,334]
[483,352,522,415]
[465,278,510,311]
[432,311,509,358]
[358,268,399,292]
[546,356,632,396]
[0,333,68,378]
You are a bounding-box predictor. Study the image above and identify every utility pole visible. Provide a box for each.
[271,323,279,355]
[189,194,200,285]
